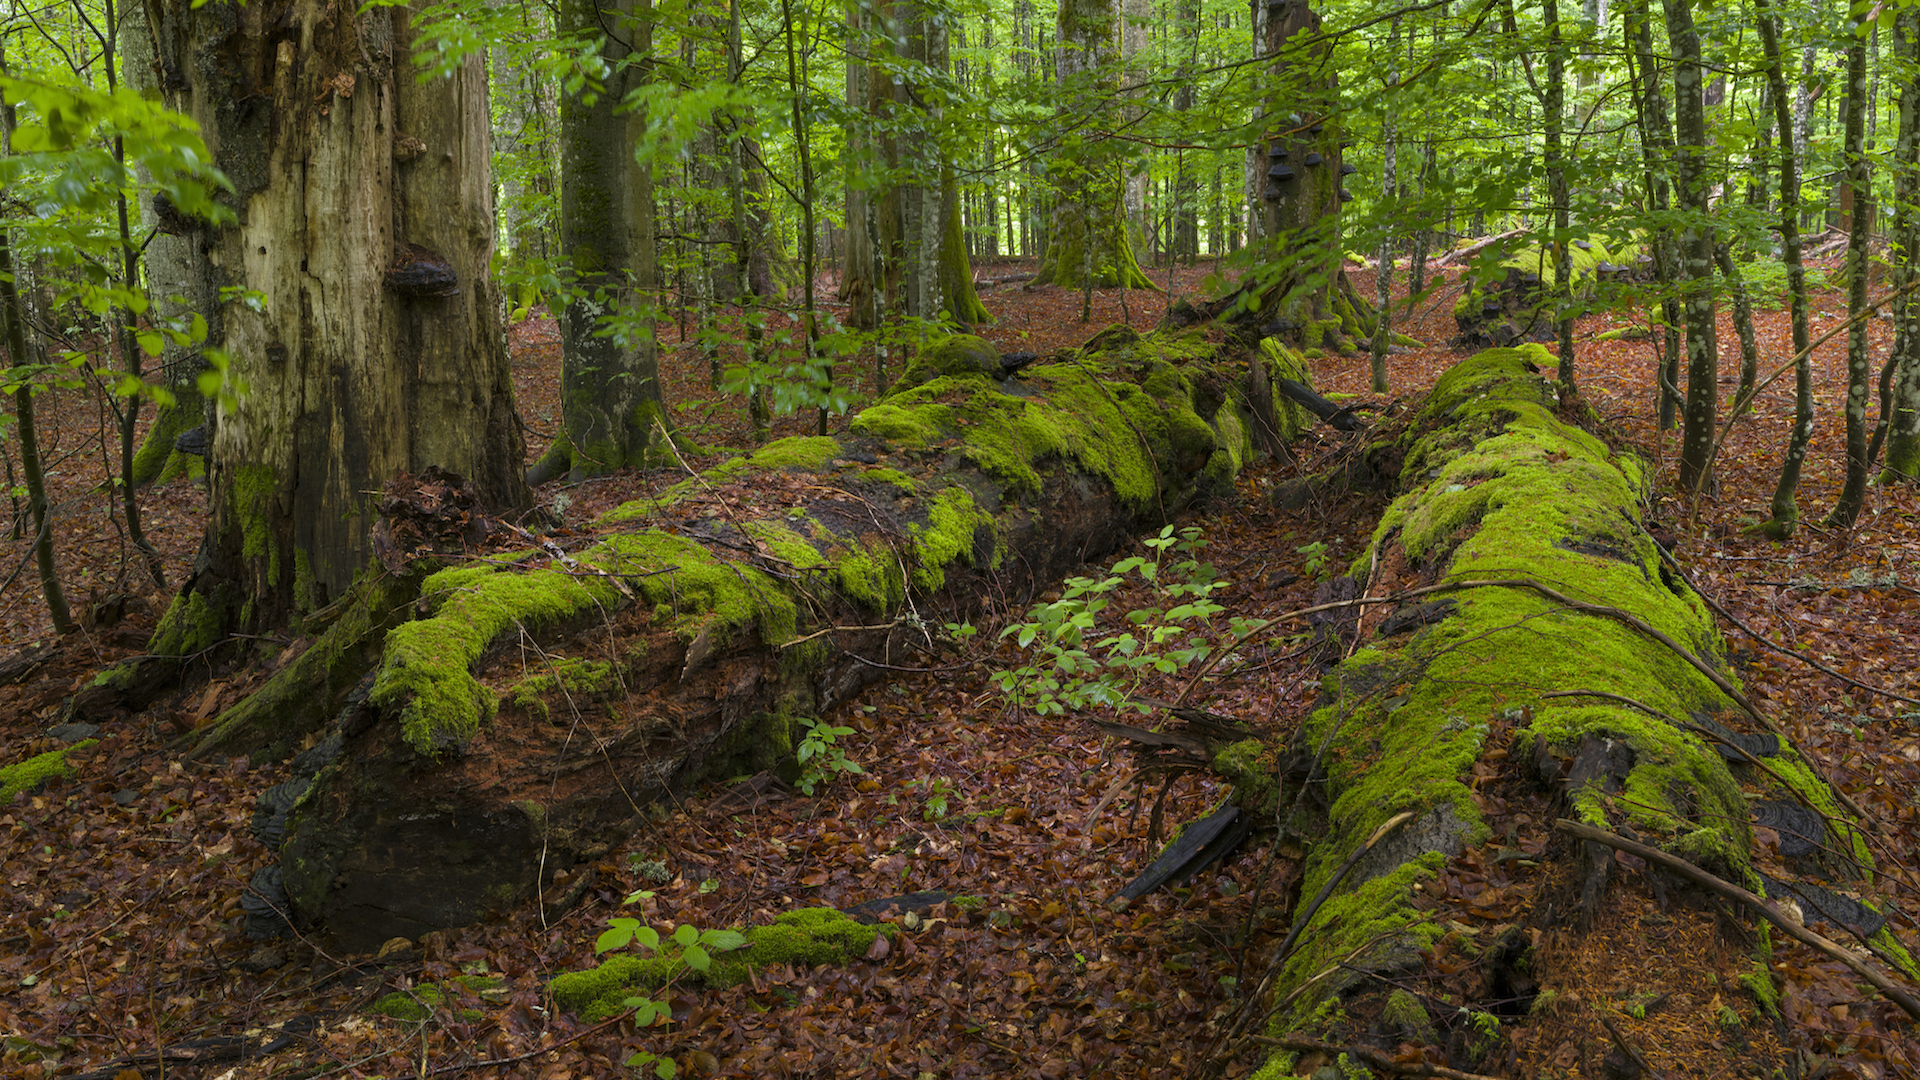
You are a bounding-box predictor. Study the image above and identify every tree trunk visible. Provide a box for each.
[1665,0,1719,494]
[1757,0,1816,536]
[1237,346,1875,1075]
[1879,11,1920,482]
[224,328,1310,949]
[122,0,216,490]
[528,0,668,484]
[1030,0,1157,291]
[140,0,529,651]
[1827,23,1873,527]
[1623,0,1683,431]
[1187,0,1369,353]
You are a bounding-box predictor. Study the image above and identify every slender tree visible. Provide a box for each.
[1664,0,1719,494]
[1877,11,1920,482]
[529,0,669,483]
[1826,17,1873,527]
[1757,0,1815,536]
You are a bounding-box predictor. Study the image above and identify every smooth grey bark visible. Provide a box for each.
[1826,23,1872,528]
[1369,14,1399,393]
[1664,0,1719,495]
[143,0,529,639]
[1757,0,1815,536]
[1545,0,1574,389]
[528,0,668,484]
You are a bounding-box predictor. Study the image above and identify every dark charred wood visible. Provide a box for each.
[1276,377,1363,431]
[1116,804,1250,902]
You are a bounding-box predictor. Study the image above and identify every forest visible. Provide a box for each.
[4,0,1920,1075]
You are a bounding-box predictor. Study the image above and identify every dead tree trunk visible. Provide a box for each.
[1227,346,1888,1074]
[217,328,1310,949]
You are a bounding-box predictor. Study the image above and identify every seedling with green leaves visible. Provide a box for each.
[991,526,1269,716]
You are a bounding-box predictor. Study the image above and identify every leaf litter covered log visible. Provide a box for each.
[1241,346,1912,1077]
[214,327,1311,949]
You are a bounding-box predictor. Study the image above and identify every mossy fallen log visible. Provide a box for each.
[1450,234,1641,347]
[1247,346,1901,1075]
[233,327,1310,950]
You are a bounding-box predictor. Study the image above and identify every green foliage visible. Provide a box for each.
[594,888,748,1073]
[794,717,862,795]
[1296,541,1330,579]
[992,526,1269,716]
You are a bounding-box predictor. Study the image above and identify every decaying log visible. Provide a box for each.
[213,327,1313,949]
[1238,346,1892,1073]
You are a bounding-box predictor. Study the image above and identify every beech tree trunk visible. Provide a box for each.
[1030,0,1156,291]
[1665,0,1719,494]
[1880,12,1920,481]
[527,0,668,483]
[137,0,529,656]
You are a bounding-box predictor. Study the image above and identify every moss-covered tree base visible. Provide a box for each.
[1244,346,1892,1076]
[244,328,1310,950]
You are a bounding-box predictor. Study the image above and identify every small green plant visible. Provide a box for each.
[992,526,1269,716]
[1296,540,1330,578]
[794,717,863,795]
[913,776,954,821]
[595,889,748,1077]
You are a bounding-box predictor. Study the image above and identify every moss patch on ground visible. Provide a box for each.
[0,740,97,804]
[550,908,886,1020]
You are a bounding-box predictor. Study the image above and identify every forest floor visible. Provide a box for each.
[6,253,1920,1078]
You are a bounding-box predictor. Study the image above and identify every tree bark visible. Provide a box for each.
[1757,0,1815,535]
[1827,22,1873,527]
[1187,0,1369,354]
[528,0,668,484]
[1880,11,1920,482]
[140,0,529,648]
[241,329,1309,949]
[1030,0,1157,291]
[1665,0,1719,494]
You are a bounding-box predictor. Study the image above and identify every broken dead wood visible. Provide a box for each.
[1115,803,1252,903]
[211,328,1313,949]
[1276,377,1364,431]
[1235,345,1891,1074]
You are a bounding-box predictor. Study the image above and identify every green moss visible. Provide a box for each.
[368,976,503,1024]
[506,657,619,721]
[373,562,629,755]
[150,589,226,658]
[0,740,97,803]
[90,662,136,689]
[849,330,1254,516]
[748,436,840,472]
[550,908,885,1020]
[597,531,799,646]
[1263,346,1783,1062]
[861,467,919,493]
[293,550,316,615]
[910,487,996,591]
[741,522,828,571]
[894,334,1005,391]
[231,463,280,583]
